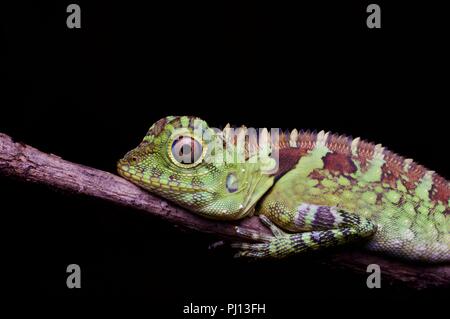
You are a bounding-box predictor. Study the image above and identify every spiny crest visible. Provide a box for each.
[220,124,273,160]
[285,129,450,208]
[297,129,318,150]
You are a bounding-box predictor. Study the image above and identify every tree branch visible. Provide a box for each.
[0,132,448,289]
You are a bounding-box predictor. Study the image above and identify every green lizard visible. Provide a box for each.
[117,116,449,263]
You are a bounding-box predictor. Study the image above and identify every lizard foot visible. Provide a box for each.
[232,215,291,258]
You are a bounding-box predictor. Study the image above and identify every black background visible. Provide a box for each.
[1,0,448,310]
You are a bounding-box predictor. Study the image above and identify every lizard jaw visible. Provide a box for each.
[117,163,207,193]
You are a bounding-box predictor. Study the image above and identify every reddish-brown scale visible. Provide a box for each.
[380,151,404,189]
[323,153,358,175]
[274,147,303,180]
[278,131,289,148]
[297,131,317,151]
[354,140,376,172]
[308,169,326,181]
[430,175,450,204]
[327,134,352,155]
[381,170,398,189]
[403,162,427,191]
[151,117,167,135]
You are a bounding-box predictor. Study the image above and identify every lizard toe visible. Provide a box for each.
[232,242,270,258]
[259,215,286,237]
[234,226,273,242]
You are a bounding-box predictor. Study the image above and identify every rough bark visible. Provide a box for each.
[0,132,449,289]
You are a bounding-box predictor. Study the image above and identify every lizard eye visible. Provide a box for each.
[170,136,204,167]
[226,173,238,193]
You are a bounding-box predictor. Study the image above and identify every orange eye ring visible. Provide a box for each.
[168,134,207,168]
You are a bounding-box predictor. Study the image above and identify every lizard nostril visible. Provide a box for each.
[129,156,139,165]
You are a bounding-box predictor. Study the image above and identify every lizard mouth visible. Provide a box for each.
[117,163,207,194]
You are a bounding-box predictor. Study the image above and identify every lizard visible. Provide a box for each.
[117,115,450,263]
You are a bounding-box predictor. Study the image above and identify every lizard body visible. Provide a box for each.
[118,116,449,263]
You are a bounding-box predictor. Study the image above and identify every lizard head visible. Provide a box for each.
[118,116,275,220]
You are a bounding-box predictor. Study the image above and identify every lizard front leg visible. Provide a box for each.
[233,203,376,258]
